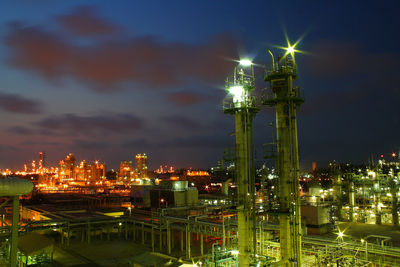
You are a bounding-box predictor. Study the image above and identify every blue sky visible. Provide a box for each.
[0,1,399,170]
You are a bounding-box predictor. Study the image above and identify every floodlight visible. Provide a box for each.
[287,45,295,54]
[231,250,239,255]
[239,59,252,66]
[228,85,245,103]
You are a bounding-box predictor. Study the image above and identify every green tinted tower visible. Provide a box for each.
[264,49,303,266]
[224,59,259,266]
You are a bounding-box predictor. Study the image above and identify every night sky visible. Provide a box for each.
[0,1,399,170]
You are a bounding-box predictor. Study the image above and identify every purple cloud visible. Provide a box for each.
[168,91,206,105]
[34,113,144,135]
[0,92,41,114]
[57,6,121,36]
[5,17,237,92]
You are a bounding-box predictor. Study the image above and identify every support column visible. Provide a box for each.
[67,229,70,246]
[151,226,155,252]
[222,217,226,249]
[133,223,136,241]
[227,219,230,247]
[392,187,399,225]
[10,196,19,267]
[125,223,128,240]
[61,230,64,245]
[159,229,162,251]
[87,222,91,244]
[167,222,171,255]
[180,231,184,252]
[81,229,85,242]
[172,231,175,249]
[142,223,145,245]
[200,234,204,256]
[186,226,191,259]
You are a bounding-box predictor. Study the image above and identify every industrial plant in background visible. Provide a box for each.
[0,44,400,267]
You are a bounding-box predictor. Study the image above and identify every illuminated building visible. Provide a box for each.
[185,170,211,191]
[31,161,36,173]
[119,160,134,183]
[155,165,175,174]
[91,161,106,182]
[38,152,45,170]
[75,160,91,182]
[186,170,209,176]
[58,153,76,180]
[135,153,148,179]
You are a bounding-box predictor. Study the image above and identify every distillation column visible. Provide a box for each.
[348,178,355,222]
[264,52,303,266]
[374,173,382,225]
[224,63,259,266]
[332,171,343,220]
[390,178,399,225]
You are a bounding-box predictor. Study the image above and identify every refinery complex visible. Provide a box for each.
[0,46,400,267]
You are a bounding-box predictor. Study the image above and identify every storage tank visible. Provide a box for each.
[0,177,33,196]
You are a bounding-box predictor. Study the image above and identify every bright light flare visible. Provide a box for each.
[274,29,309,59]
[335,227,347,241]
[230,250,239,255]
[286,45,295,55]
[239,58,252,66]
[228,85,245,103]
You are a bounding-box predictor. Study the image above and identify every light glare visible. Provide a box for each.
[239,59,252,66]
[231,250,239,255]
[228,86,245,103]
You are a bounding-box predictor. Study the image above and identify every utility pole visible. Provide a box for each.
[264,48,303,266]
[224,59,259,266]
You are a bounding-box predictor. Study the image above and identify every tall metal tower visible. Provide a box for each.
[264,50,303,266]
[223,59,259,266]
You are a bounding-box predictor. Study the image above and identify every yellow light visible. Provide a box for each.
[239,59,252,66]
[338,232,344,238]
[287,46,295,54]
[231,250,239,255]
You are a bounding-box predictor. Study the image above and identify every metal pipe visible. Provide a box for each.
[10,197,18,267]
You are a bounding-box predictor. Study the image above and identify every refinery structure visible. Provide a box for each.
[0,44,399,267]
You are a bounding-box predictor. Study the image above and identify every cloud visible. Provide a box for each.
[0,144,20,151]
[162,135,230,148]
[161,115,200,130]
[299,87,362,114]
[57,6,120,36]
[304,41,363,77]
[122,138,152,149]
[301,40,400,113]
[19,140,63,146]
[5,18,237,92]
[72,139,111,149]
[34,113,144,135]
[168,91,206,105]
[304,40,400,81]
[0,91,42,114]
[8,126,34,135]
